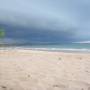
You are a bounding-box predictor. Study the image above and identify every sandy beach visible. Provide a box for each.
[0,49,90,90]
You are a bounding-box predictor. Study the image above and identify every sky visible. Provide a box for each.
[0,0,90,44]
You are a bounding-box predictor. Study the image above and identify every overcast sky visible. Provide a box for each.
[0,0,90,43]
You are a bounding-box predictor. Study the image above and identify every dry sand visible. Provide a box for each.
[0,49,90,90]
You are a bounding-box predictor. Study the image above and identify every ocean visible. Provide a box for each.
[19,43,90,53]
[0,43,90,53]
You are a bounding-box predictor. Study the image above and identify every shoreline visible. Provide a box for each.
[0,47,90,54]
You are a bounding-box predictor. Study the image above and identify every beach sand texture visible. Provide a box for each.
[0,49,90,90]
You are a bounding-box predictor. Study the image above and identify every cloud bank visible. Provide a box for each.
[0,0,90,43]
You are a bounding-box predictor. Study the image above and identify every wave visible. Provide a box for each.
[23,47,90,52]
[0,46,90,53]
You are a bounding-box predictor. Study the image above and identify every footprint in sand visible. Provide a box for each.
[58,57,62,60]
[52,84,67,90]
[1,86,7,90]
[50,80,90,90]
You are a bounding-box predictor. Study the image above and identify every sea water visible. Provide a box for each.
[0,43,90,53]
[20,43,90,53]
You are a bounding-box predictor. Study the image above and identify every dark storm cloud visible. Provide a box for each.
[0,23,76,43]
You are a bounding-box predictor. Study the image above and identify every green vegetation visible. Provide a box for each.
[0,27,5,47]
[0,27,5,38]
